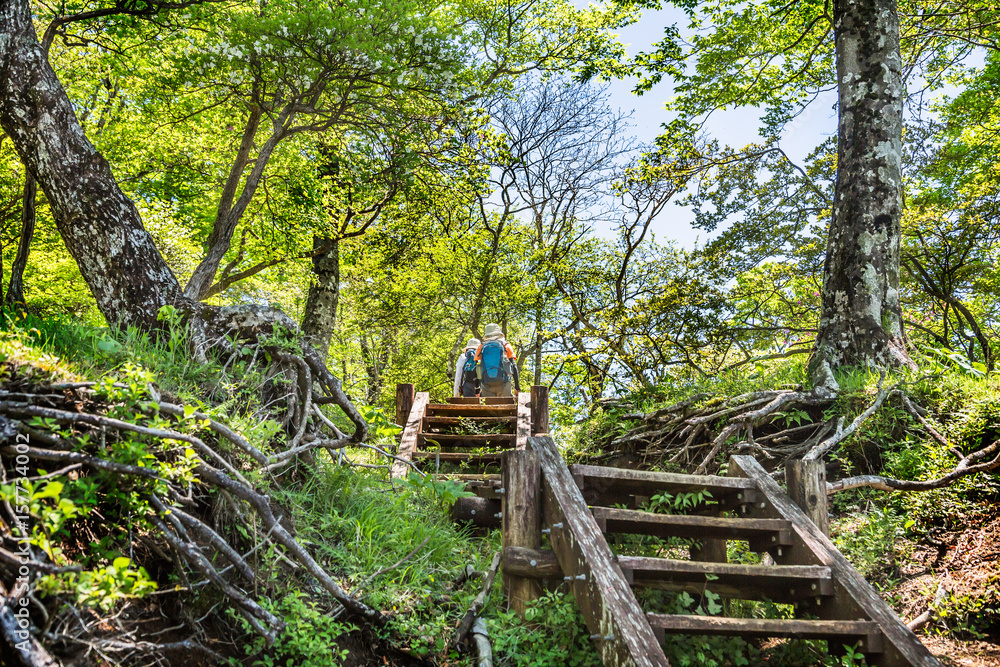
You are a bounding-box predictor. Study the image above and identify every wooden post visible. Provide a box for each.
[392,392,428,478]
[395,383,414,428]
[530,385,549,435]
[501,449,542,616]
[785,459,829,536]
[515,391,532,451]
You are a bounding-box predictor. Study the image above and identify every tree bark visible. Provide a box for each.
[0,0,185,329]
[809,0,914,391]
[300,235,340,360]
[6,173,36,308]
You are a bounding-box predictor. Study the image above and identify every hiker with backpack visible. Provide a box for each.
[453,338,481,398]
[475,323,521,398]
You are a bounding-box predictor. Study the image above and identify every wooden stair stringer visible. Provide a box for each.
[528,435,670,667]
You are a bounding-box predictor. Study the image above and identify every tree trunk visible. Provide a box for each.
[0,0,185,329]
[300,235,340,361]
[809,0,914,391]
[6,173,36,308]
[184,107,288,301]
[533,302,543,386]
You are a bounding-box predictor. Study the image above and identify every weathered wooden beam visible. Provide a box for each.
[501,547,834,603]
[452,496,502,527]
[729,455,941,667]
[424,416,516,426]
[785,458,829,536]
[647,615,884,653]
[571,464,760,510]
[392,391,428,478]
[591,507,793,545]
[395,383,415,428]
[529,435,670,667]
[419,433,515,449]
[412,451,504,463]
[502,450,542,615]
[530,385,549,435]
[515,391,532,451]
[621,557,833,603]
[426,405,518,417]
[502,546,563,578]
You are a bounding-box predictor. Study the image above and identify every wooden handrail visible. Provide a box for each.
[729,455,941,667]
[528,436,670,667]
[392,391,428,478]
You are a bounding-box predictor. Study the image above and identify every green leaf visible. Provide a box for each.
[34,481,64,500]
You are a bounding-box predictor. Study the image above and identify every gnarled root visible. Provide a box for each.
[0,375,385,664]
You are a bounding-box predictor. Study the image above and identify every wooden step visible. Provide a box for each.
[646,615,883,653]
[424,416,516,427]
[447,397,515,405]
[412,451,504,463]
[571,464,760,509]
[426,404,517,417]
[617,557,833,602]
[591,507,793,547]
[419,433,515,449]
[501,547,831,602]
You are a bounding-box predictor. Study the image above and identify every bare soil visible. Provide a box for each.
[895,516,1000,666]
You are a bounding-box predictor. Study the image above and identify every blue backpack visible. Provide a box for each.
[462,350,478,373]
[479,340,508,384]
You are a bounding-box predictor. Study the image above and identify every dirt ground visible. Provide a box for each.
[894,516,1000,666]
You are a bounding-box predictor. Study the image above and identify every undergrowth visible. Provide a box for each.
[0,314,601,666]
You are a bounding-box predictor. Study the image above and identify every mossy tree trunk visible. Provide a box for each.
[300,235,340,361]
[809,0,915,391]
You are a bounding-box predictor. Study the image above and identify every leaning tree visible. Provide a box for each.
[0,0,366,434]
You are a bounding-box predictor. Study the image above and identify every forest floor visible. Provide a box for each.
[894,513,1000,666]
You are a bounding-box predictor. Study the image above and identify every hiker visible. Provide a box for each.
[453,338,481,398]
[475,323,520,398]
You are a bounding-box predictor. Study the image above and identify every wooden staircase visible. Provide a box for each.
[503,437,941,667]
[392,386,940,667]
[392,384,542,477]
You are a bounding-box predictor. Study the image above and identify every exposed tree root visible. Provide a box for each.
[607,375,991,501]
[610,389,835,474]
[828,438,1000,494]
[0,356,399,665]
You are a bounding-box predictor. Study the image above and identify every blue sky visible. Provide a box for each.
[599,6,839,248]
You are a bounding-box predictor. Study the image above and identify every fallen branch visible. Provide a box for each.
[452,552,501,649]
[907,583,947,632]
[470,617,494,667]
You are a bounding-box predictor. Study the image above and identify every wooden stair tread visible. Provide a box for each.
[447,397,515,405]
[617,556,833,601]
[426,405,517,417]
[572,464,756,494]
[436,473,501,482]
[412,451,504,462]
[419,433,515,448]
[646,614,883,649]
[424,416,516,426]
[591,507,793,544]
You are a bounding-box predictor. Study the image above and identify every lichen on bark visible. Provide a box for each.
[810,0,915,391]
